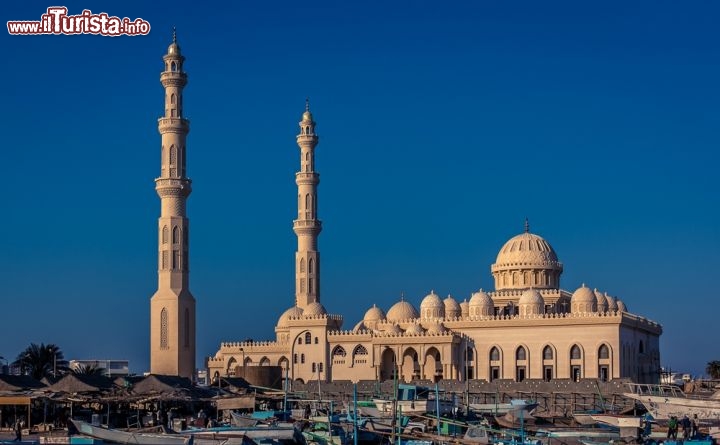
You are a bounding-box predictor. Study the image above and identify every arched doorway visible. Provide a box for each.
[401,348,420,382]
[423,347,442,382]
[380,347,397,381]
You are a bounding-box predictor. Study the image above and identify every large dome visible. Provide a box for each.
[277,306,303,327]
[571,284,597,313]
[468,290,494,317]
[363,304,386,322]
[491,222,563,291]
[386,299,419,322]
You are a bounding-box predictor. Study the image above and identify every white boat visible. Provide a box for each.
[71,419,192,445]
[623,383,720,422]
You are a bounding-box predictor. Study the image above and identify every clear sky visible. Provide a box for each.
[2,1,718,377]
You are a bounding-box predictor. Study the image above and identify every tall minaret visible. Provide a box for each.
[150,30,196,378]
[293,100,322,308]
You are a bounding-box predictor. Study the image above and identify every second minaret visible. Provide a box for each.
[293,101,321,308]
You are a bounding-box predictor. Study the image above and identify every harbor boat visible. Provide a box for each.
[623,383,720,422]
[373,384,454,416]
[471,399,538,415]
[71,419,192,445]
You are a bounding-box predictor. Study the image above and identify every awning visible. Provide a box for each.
[215,395,255,410]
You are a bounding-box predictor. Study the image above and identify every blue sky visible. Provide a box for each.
[1,1,718,376]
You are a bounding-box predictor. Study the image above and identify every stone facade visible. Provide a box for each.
[207,98,662,386]
[150,33,196,379]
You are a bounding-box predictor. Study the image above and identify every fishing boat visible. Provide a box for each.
[623,383,720,422]
[71,419,192,445]
[372,384,454,415]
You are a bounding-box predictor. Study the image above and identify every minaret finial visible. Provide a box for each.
[401,291,405,301]
[524,217,529,233]
[305,97,310,112]
[172,26,177,43]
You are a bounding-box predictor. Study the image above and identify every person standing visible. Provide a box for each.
[682,415,691,440]
[692,414,699,438]
[14,418,22,442]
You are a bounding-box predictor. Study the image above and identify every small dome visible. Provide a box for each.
[425,322,447,334]
[469,290,494,317]
[617,299,627,313]
[303,302,327,317]
[571,284,597,313]
[605,293,619,312]
[460,299,469,318]
[404,323,425,335]
[277,306,303,327]
[444,295,461,319]
[519,288,544,305]
[364,304,386,322]
[167,42,181,56]
[420,290,445,320]
[383,324,402,335]
[595,289,609,312]
[302,110,313,122]
[386,299,419,322]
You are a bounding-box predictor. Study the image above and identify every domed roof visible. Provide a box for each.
[606,293,619,311]
[571,284,596,303]
[595,289,609,312]
[469,289,493,308]
[363,304,386,322]
[495,232,559,266]
[617,299,627,313]
[420,291,443,309]
[519,288,544,305]
[303,302,327,317]
[460,299,469,316]
[386,299,419,322]
[404,323,425,335]
[383,323,402,335]
[425,322,447,334]
[444,295,461,317]
[277,306,303,327]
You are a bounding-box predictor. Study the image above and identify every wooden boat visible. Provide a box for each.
[623,383,720,422]
[229,411,259,427]
[71,419,192,445]
[373,384,454,415]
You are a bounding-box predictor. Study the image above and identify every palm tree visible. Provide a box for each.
[71,363,106,376]
[13,343,69,379]
[707,361,720,379]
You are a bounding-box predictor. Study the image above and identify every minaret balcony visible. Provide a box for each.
[158,117,190,134]
[155,177,192,197]
[296,172,319,185]
[160,71,187,87]
[293,219,322,234]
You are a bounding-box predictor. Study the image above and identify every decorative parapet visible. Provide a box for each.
[286,313,343,322]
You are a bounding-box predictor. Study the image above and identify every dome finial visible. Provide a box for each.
[524,217,529,233]
[305,97,310,112]
[172,26,177,43]
[400,291,405,301]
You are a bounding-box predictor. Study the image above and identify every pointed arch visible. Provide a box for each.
[308,258,314,274]
[516,346,527,361]
[171,61,177,71]
[171,93,176,104]
[299,258,306,273]
[172,226,180,244]
[259,357,270,366]
[490,346,501,361]
[170,145,177,165]
[543,345,554,360]
[226,357,237,375]
[598,344,610,359]
[304,332,311,344]
[278,356,289,370]
[352,345,368,365]
[162,226,169,244]
[570,344,582,360]
[332,346,347,357]
[160,308,168,350]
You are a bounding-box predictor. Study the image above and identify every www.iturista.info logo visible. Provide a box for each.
[7,7,151,36]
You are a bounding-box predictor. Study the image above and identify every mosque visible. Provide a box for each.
[147,36,662,384]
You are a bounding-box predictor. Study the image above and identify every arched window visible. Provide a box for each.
[171,93,176,104]
[300,258,306,273]
[160,308,168,349]
[571,345,582,360]
[301,354,305,364]
[293,354,298,364]
[314,337,318,344]
[312,363,316,373]
[309,258,314,274]
[332,346,347,357]
[466,347,474,361]
[162,226,168,244]
[297,337,302,345]
[516,346,527,361]
[490,347,500,361]
[170,146,177,165]
[305,194,311,211]
[543,346,554,360]
[599,344,610,359]
[353,345,368,356]
[173,226,180,244]
[305,332,311,344]
[319,363,323,372]
[306,126,310,134]
[171,61,177,71]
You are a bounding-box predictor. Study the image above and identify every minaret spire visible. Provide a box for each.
[293,100,321,308]
[150,33,196,378]
[524,217,530,233]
